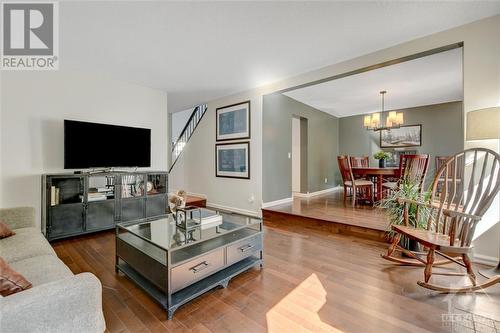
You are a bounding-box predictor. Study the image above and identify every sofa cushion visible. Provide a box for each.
[0,227,55,263]
[0,221,15,239]
[0,256,32,296]
[9,255,73,287]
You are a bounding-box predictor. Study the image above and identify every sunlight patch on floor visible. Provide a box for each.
[266,273,344,333]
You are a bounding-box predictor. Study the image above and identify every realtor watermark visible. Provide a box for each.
[1,1,59,70]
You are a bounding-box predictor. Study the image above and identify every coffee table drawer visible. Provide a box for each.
[171,248,224,292]
[227,234,262,266]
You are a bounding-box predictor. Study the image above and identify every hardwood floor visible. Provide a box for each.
[52,221,500,333]
[262,189,387,232]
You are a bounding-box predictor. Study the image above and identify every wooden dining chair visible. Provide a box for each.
[338,156,374,206]
[350,156,369,168]
[435,156,450,172]
[382,154,429,194]
[350,156,370,181]
[381,148,500,292]
[435,156,463,192]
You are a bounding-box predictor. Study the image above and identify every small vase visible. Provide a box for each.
[379,159,385,168]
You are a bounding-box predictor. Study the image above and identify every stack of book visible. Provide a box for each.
[86,187,114,202]
[87,192,107,202]
[191,209,223,230]
[50,186,60,206]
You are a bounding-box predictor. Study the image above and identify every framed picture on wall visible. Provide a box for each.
[216,101,250,141]
[380,124,422,148]
[215,142,250,179]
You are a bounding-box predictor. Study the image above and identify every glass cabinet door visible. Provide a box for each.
[50,177,84,206]
[147,173,167,195]
[120,174,146,198]
[87,175,116,202]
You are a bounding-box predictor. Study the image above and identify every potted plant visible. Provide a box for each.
[373,151,391,168]
[377,180,431,252]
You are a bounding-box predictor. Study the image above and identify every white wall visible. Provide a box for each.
[170,15,500,262]
[0,72,3,206]
[0,70,168,226]
[171,108,193,143]
[169,90,263,216]
[465,139,500,264]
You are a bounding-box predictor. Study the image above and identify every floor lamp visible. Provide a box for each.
[467,106,500,277]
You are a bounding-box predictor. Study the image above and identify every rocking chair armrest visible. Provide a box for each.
[440,209,481,221]
[396,198,482,221]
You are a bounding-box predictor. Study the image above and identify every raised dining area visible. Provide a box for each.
[260,36,500,315]
[262,46,466,239]
[262,153,434,240]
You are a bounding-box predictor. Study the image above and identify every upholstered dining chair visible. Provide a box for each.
[435,156,463,192]
[435,156,450,172]
[338,156,374,206]
[381,148,500,292]
[350,156,370,180]
[382,154,429,194]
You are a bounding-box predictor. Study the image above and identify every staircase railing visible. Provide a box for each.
[169,104,208,171]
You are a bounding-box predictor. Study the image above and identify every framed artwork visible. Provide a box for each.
[380,125,422,148]
[216,101,250,141]
[215,142,250,179]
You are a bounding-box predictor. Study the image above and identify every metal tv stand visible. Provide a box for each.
[42,171,168,241]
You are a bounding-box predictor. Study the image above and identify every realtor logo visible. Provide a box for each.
[1,2,59,70]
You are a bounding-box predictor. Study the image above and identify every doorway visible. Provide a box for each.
[292,117,301,193]
[292,116,308,195]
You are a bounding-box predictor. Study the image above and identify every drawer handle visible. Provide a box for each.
[190,261,209,273]
[239,244,254,253]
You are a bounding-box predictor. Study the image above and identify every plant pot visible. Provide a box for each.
[378,159,385,168]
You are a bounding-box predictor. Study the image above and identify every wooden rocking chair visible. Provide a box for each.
[381,148,500,293]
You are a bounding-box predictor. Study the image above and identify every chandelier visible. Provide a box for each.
[363,91,404,131]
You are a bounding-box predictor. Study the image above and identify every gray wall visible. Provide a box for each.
[263,94,340,203]
[339,101,464,182]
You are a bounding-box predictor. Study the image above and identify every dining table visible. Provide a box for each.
[351,167,400,201]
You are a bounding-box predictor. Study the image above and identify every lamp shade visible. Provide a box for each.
[396,113,404,125]
[371,113,380,127]
[364,115,371,127]
[466,107,500,140]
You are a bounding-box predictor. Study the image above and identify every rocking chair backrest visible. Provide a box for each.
[428,148,500,247]
[338,155,354,184]
[350,156,369,168]
[398,154,429,190]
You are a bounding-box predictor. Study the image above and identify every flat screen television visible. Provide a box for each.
[64,120,151,169]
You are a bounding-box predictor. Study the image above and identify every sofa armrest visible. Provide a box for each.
[0,273,106,333]
[0,207,36,230]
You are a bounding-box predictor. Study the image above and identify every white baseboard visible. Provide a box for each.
[206,202,260,218]
[169,190,258,216]
[293,187,338,198]
[472,253,498,266]
[261,197,293,208]
[168,189,207,199]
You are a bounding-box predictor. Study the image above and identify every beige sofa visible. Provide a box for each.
[0,207,105,333]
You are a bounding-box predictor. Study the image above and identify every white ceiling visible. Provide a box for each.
[283,48,463,117]
[58,2,499,113]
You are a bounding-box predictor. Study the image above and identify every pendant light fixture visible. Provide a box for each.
[363,91,404,131]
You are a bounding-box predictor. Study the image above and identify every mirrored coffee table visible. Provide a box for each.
[115,207,263,319]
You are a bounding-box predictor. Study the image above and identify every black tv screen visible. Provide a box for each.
[64,120,151,169]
